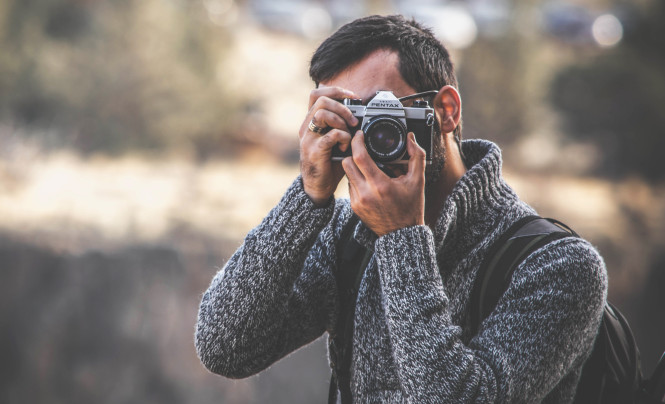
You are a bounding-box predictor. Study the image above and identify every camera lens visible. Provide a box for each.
[363,116,407,163]
[372,130,398,153]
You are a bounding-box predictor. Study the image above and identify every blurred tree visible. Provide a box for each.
[0,0,243,158]
[550,1,665,181]
[457,36,529,144]
[456,0,547,147]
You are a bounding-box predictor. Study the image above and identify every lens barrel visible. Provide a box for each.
[362,116,407,163]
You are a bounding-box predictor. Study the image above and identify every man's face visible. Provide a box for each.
[318,49,445,185]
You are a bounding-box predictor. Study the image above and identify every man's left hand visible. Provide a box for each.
[342,131,426,237]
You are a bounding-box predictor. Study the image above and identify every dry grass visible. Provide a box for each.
[0,150,300,251]
[1,148,663,299]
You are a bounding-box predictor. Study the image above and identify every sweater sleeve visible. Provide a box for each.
[194,176,341,379]
[373,225,607,403]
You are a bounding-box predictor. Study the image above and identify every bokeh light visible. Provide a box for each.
[592,13,623,47]
[301,6,333,39]
[434,5,478,49]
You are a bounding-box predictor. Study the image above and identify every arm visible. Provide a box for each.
[196,85,361,378]
[195,177,338,378]
[374,228,607,403]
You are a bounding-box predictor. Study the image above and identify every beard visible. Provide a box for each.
[425,124,446,190]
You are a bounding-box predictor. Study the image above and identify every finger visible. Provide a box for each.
[346,175,361,215]
[317,129,352,153]
[351,132,388,181]
[311,109,351,133]
[311,97,359,128]
[406,132,426,183]
[308,86,358,108]
[342,155,365,190]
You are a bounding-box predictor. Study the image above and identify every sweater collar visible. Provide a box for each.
[432,139,517,252]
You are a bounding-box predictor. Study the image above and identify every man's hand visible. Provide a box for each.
[299,87,359,206]
[342,131,426,237]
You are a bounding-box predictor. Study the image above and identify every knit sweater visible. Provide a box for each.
[195,139,608,403]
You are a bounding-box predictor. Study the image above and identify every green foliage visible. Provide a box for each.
[550,2,665,181]
[0,0,241,157]
[457,37,529,145]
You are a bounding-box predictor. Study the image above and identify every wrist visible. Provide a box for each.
[303,186,333,208]
[375,221,423,237]
[309,194,332,208]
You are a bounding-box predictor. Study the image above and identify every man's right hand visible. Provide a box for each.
[299,86,359,206]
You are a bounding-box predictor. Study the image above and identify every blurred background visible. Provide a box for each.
[1,0,664,402]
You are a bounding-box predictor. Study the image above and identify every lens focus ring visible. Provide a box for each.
[362,116,407,163]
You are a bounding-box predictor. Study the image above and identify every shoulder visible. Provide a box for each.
[526,236,605,277]
[514,236,608,301]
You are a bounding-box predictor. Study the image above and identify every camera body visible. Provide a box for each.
[331,91,435,164]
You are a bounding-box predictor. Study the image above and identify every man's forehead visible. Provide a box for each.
[317,49,416,101]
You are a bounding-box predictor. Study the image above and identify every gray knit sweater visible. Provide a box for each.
[195,139,607,403]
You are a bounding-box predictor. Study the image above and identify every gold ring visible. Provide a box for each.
[308,119,326,134]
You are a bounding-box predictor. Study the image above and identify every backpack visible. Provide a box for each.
[472,215,664,404]
[329,214,665,404]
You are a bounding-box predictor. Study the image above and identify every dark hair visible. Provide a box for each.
[309,14,462,144]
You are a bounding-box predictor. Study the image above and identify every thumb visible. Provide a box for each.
[406,132,426,181]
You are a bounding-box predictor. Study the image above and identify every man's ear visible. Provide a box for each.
[433,85,461,134]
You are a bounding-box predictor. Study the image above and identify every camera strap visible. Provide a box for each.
[329,214,372,404]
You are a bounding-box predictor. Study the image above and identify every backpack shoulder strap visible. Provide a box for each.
[469,215,577,336]
[641,351,665,402]
[574,301,644,404]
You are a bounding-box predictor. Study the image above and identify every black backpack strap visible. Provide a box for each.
[329,214,372,404]
[640,351,665,403]
[573,301,644,404]
[469,215,576,336]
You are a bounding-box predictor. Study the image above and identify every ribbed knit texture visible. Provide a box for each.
[195,139,608,403]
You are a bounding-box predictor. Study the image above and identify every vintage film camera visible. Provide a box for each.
[331,90,435,164]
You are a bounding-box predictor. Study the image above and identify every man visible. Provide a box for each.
[195,15,607,403]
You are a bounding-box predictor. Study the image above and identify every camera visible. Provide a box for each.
[331,91,435,164]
